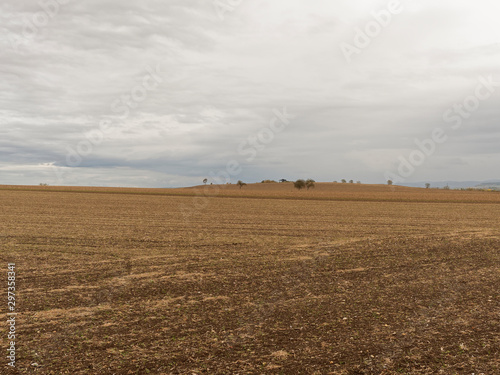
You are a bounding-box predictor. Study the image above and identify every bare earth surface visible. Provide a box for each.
[1,183,499,374]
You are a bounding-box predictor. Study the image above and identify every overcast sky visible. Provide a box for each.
[1,0,500,187]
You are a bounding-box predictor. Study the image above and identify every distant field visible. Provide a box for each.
[1,184,499,374]
[2,182,500,203]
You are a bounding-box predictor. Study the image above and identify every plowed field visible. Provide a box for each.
[1,184,499,374]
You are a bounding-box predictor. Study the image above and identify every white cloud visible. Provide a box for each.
[1,0,500,187]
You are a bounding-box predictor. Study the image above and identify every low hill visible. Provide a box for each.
[401,179,500,189]
[475,182,500,190]
[1,182,500,203]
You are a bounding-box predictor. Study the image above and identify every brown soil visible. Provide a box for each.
[1,184,498,374]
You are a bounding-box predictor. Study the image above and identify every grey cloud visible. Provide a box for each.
[1,0,500,187]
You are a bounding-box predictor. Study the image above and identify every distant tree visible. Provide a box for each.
[294,179,306,190]
[443,185,450,190]
[387,180,393,185]
[349,180,354,184]
[203,178,208,185]
[333,181,337,183]
[356,181,361,184]
[39,183,48,186]
[341,179,347,183]
[425,183,430,189]
[237,180,247,189]
[305,179,315,190]
[279,179,288,183]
